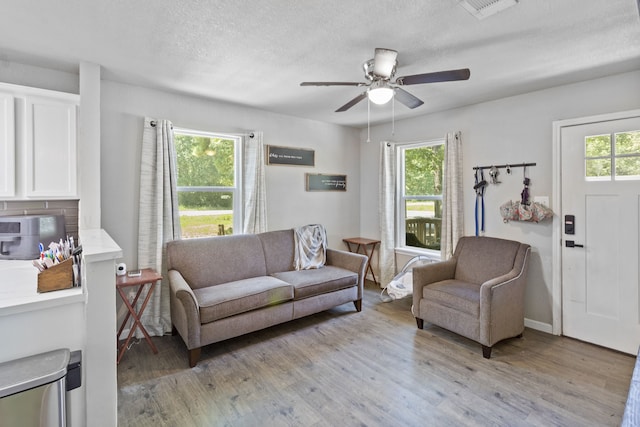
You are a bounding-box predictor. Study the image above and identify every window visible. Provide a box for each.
[585,129,640,181]
[174,129,242,238]
[397,140,444,252]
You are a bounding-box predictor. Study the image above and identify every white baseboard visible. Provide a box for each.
[525,318,553,334]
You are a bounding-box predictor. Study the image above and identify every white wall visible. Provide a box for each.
[100,81,362,268]
[0,61,78,94]
[359,70,640,327]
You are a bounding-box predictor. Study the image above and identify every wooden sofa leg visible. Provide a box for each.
[171,325,178,336]
[353,299,362,312]
[188,348,201,368]
[416,318,424,329]
[482,345,492,359]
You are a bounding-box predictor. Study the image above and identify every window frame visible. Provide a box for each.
[173,127,243,237]
[395,138,444,258]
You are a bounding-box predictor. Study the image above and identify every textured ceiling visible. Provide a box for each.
[1,0,639,127]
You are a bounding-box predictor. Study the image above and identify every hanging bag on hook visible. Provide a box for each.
[474,168,487,236]
[520,165,530,206]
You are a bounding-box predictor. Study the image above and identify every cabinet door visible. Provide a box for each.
[24,96,77,198]
[0,93,15,197]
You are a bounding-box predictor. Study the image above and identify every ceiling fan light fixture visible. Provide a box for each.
[368,86,394,105]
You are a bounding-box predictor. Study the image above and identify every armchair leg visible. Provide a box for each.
[171,325,178,336]
[482,345,492,359]
[416,318,424,329]
[188,348,201,368]
[353,299,362,312]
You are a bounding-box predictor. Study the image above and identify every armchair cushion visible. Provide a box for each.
[422,279,481,317]
[454,237,522,284]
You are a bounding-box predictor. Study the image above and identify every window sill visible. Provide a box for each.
[394,246,442,261]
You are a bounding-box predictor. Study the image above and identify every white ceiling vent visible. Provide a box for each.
[458,0,519,20]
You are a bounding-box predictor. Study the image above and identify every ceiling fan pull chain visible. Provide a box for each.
[391,91,395,136]
[367,96,371,143]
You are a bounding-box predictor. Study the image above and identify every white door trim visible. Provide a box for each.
[551,108,640,336]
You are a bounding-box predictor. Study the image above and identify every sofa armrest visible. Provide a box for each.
[326,248,368,298]
[479,245,531,345]
[412,258,457,319]
[168,269,201,349]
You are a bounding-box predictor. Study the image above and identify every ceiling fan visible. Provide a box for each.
[300,48,470,112]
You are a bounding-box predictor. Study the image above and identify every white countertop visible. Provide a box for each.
[0,260,84,316]
[0,229,122,317]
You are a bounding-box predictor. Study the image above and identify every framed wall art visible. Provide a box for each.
[266,145,315,166]
[305,173,347,192]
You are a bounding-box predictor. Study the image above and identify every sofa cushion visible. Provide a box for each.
[167,234,268,289]
[422,279,481,317]
[257,229,296,275]
[272,266,358,300]
[193,276,293,324]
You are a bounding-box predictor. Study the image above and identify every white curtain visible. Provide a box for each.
[242,131,267,234]
[441,131,464,259]
[135,117,181,337]
[379,141,397,288]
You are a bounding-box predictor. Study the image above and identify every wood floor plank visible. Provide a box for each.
[117,282,635,426]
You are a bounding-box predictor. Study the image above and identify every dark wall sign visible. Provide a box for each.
[306,173,347,192]
[266,145,315,166]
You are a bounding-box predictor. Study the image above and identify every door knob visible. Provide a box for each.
[565,240,584,248]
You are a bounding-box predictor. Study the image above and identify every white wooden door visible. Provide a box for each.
[561,116,640,354]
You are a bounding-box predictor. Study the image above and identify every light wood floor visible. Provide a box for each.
[117,282,635,426]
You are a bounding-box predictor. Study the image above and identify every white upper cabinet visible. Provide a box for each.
[24,95,77,198]
[0,93,15,197]
[0,83,79,199]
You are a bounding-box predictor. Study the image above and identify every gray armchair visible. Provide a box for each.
[412,236,531,358]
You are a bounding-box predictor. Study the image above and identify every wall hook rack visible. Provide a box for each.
[472,162,536,171]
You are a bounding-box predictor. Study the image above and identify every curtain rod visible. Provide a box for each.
[151,120,254,138]
[473,162,536,171]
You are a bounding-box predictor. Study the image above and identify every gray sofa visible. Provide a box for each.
[167,229,368,367]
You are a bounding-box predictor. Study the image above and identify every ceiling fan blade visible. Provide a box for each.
[335,92,367,112]
[373,48,398,78]
[300,81,364,87]
[394,88,424,109]
[396,68,471,86]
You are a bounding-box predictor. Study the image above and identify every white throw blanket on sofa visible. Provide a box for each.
[294,224,327,270]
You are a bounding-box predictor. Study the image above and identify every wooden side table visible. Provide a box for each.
[342,237,381,286]
[116,268,162,364]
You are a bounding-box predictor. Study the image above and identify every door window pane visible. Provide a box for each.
[615,157,640,179]
[615,130,640,155]
[586,158,611,179]
[585,134,611,157]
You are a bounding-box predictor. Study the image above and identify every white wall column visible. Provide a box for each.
[78,62,101,229]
